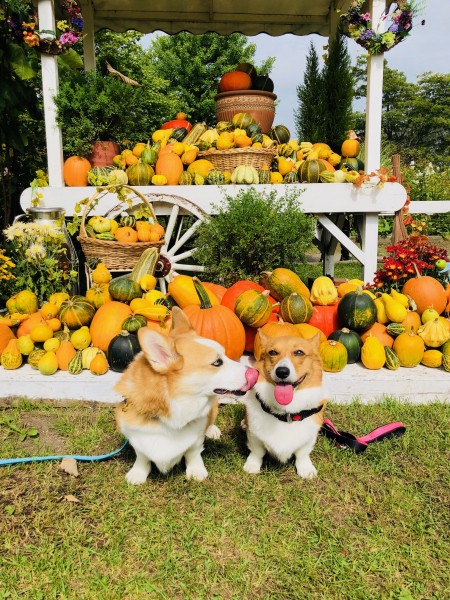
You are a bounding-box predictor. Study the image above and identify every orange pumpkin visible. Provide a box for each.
[89,301,132,352]
[145,315,173,336]
[17,312,47,337]
[114,226,139,243]
[341,137,360,158]
[360,321,394,348]
[218,71,252,93]
[63,156,92,186]
[55,340,77,371]
[202,282,227,302]
[155,152,184,186]
[0,324,16,354]
[182,278,245,361]
[402,274,447,315]
[253,319,300,360]
[90,351,109,375]
[401,309,422,334]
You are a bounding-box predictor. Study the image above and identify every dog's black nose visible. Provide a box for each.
[275,366,290,380]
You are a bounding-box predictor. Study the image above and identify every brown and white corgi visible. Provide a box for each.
[115,307,258,484]
[243,330,328,479]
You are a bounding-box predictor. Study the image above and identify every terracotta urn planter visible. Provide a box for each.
[214,90,277,134]
[89,141,120,167]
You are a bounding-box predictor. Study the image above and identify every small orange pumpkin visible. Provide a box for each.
[90,351,109,375]
[114,226,139,243]
[55,340,77,371]
[63,156,92,186]
[155,152,184,186]
[0,324,16,355]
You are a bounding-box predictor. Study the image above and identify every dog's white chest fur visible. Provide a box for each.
[119,396,211,474]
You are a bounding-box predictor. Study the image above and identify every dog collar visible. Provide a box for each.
[255,392,324,423]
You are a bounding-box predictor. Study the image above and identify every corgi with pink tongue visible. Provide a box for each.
[243,330,329,479]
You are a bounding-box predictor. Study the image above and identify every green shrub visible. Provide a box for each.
[193,187,315,286]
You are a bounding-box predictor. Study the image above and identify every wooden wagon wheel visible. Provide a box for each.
[105,192,209,293]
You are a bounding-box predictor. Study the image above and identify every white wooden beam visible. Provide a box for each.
[37,0,64,186]
[364,0,385,173]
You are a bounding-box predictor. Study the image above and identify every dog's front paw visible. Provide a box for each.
[243,455,262,474]
[125,466,150,485]
[205,424,221,440]
[186,464,208,481]
[296,460,317,480]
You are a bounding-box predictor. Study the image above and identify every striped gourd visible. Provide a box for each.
[95,232,116,241]
[183,122,207,146]
[231,113,255,130]
[386,323,407,337]
[129,247,159,282]
[269,125,290,144]
[120,214,136,228]
[442,353,450,372]
[87,166,114,186]
[258,169,270,184]
[206,170,225,185]
[283,171,298,184]
[68,350,83,375]
[179,171,194,185]
[234,289,273,328]
[298,159,326,183]
[59,296,96,328]
[126,163,155,186]
[246,123,262,138]
[278,143,294,158]
[169,127,188,142]
[251,133,264,144]
[280,293,313,324]
[216,121,234,134]
[328,328,363,364]
[384,346,400,370]
[122,314,147,333]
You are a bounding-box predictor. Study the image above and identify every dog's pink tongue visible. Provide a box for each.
[274,384,294,405]
[240,368,259,392]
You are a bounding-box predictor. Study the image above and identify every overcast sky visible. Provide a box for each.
[251,0,449,134]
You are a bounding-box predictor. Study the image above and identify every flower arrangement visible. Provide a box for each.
[340,1,421,55]
[0,248,16,305]
[3,221,78,302]
[6,0,83,55]
[372,235,449,292]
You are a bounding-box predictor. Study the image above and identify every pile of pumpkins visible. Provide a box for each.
[1,254,449,377]
[84,213,165,244]
[62,111,363,188]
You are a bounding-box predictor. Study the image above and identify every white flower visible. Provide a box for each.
[25,244,47,261]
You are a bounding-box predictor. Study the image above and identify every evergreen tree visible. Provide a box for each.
[294,42,324,142]
[321,29,354,153]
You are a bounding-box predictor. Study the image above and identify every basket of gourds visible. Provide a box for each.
[198,147,276,171]
[77,185,164,271]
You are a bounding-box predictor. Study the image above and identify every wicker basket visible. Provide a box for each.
[78,185,164,271]
[197,147,276,171]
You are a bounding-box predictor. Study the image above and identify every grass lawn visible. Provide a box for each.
[1,399,449,600]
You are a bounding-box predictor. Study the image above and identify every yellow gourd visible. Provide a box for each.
[70,326,92,350]
[17,335,34,356]
[417,318,450,348]
[310,276,338,306]
[168,275,219,308]
[374,297,389,324]
[390,289,409,308]
[38,351,59,375]
[361,336,385,370]
[393,328,425,367]
[1,339,23,370]
[92,263,112,284]
[421,350,443,368]
[381,293,407,323]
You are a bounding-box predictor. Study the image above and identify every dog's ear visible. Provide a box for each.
[254,329,269,360]
[137,327,181,373]
[171,306,195,335]
[310,331,323,352]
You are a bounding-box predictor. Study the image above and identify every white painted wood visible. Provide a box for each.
[364,0,385,173]
[408,201,450,215]
[1,363,448,405]
[360,213,380,283]
[37,0,64,187]
[81,0,96,71]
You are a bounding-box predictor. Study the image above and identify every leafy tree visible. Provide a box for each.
[294,42,324,142]
[295,32,354,151]
[146,32,274,124]
[321,30,354,152]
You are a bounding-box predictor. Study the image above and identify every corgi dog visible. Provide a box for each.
[243,330,328,479]
[115,307,258,484]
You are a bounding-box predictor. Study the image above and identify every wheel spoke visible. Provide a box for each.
[170,248,197,263]
[166,220,203,256]
[173,264,205,272]
[163,204,180,248]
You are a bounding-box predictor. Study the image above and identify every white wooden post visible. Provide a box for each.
[37,0,64,186]
[81,0,96,71]
[364,0,385,172]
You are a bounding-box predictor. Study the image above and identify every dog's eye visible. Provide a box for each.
[268,350,278,356]
[294,350,305,356]
[212,358,223,367]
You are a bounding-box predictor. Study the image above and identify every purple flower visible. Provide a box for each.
[359,29,374,40]
[71,16,84,29]
[389,23,399,33]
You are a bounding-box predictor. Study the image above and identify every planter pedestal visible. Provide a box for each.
[89,141,120,167]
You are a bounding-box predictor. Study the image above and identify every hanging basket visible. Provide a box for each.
[77,185,164,271]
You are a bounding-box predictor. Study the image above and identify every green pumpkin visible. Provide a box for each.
[251,133,264,144]
[108,276,142,303]
[337,287,377,332]
[170,127,188,142]
[283,171,298,184]
[339,157,365,171]
[179,171,194,185]
[87,166,114,186]
[328,328,363,364]
[234,289,273,328]
[280,293,313,324]
[140,143,159,166]
[206,170,225,185]
[268,125,290,144]
[386,323,407,337]
[252,75,274,92]
[126,163,155,186]
[236,62,258,82]
[122,314,147,333]
[278,143,294,158]
[298,159,326,183]
[231,113,256,130]
[246,123,262,138]
[319,340,348,373]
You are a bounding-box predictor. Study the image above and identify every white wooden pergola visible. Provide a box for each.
[25,0,408,284]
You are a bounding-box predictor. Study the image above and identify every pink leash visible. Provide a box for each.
[320,418,406,453]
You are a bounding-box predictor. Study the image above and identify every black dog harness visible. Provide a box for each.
[255,392,324,423]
